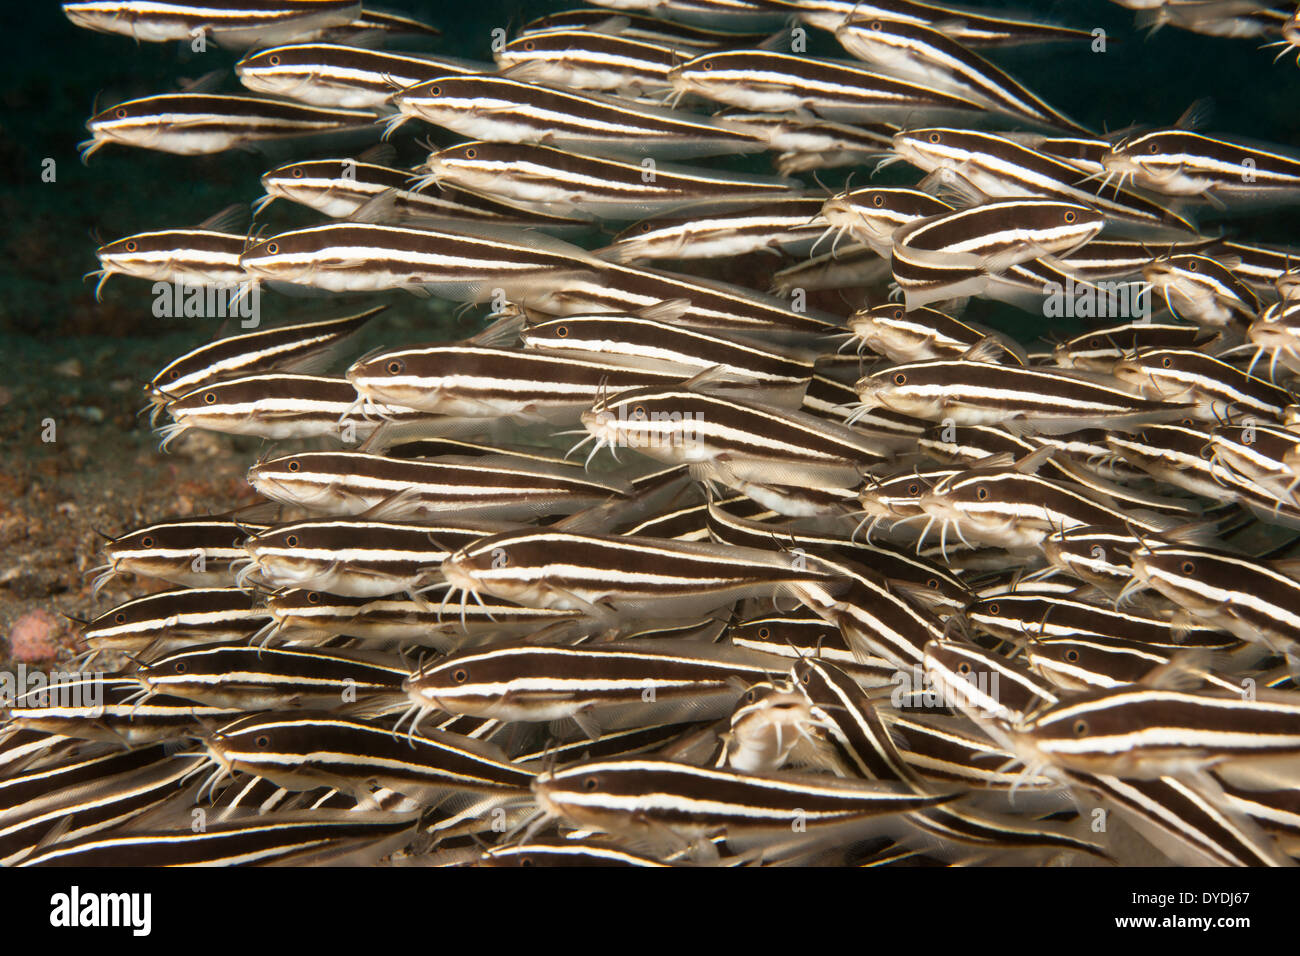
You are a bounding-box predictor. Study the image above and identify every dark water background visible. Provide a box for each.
[1,1,1298,357]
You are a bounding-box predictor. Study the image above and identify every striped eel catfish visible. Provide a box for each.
[818,186,953,258]
[597,197,829,261]
[91,207,251,296]
[131,643,408,711]
[3,678,244,748]
[238,221,603,301]
[235,43,485,108]
[439,529,845,621]
[518,310,814,397]
[256,157,587,228]
[1112,348,1294,423]
[1143,254,1259,329]
[388,75,767,159]
[494,30,681,94]
[773,0,1094,46]
[666,50,990,124]
[347,344,693,421]
[401,639,783,736]
[246,450,630,521]
[199,712,536,803]
[1124,545,1300,661]
[850,359,1192,434]
[1102,127,1300,205]
[80,93,376,159]
[889,128,1199,237]
[78,587,271,659]
[264,588,583,648]
[237,517,515,596]
[531,755,954,854]
[61,0,362,45]
[518,9,771,50]
[1009,685,1300,784]
[889,199,1105,308]
[834,17,1091,134]
[19,811,420,867]
[145,307,381,411]
[155,373,433,448]
[413,141,800,221]
[91,516,269,592]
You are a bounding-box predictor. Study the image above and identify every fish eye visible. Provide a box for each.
[893,372,907,385]
[928,132,941,144]
[115,107,127,119]
[124,240,138,253]
[203,392,216,404]
[1065,650,1079,662]
[872,194,885,207]
[757,626,770,639]
[987,602,999,615]
[114,612,126,624]
[140,536,154,548]
[452,668,469,683]
[926,578,939,589]
[292,167,304,178]
[1161,356,1172,368]
[429,86,441,96]
[1147,141,1159,154]
[582,775,600,790]
[265,242,279,255]
[892,307,904,320]
[870,19,883,30]
[744,690,756,703]
[287,460,301,472]
[174,662,188,674]
[556,326,568,338]
[285,534,299,547]
[956,662,971,675]
[519,856,535,866]
[255,735,271,748]
[1072,719,1088,736]
[465,147,478,159]
[168,369,180,379]
[701,60,713,71]
[639,222,653,233]
[976,486,989,500]
[1180,560,1196,575]
[907,483,919,495]
[387,359,404,374]
[268,54,280,65]
[1088,338,1101,348]
[1186,260,1198,271]
[522,40,535,51]
[632,404,646,419]
[307,591,321,604]
[1063,211,1076,224]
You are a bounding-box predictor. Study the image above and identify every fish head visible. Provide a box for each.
[581,388,702,459]
[239,232,311,282]
[233,46,316,97]
[402,650,503,717]
[345,348,428,408]
[96,232,169,279]
[666,53,724,99]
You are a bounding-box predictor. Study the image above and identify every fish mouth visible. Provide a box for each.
[440,556,483,595]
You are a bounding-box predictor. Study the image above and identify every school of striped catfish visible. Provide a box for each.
[10,0,1300,866]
